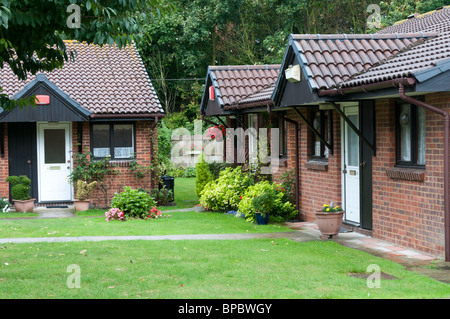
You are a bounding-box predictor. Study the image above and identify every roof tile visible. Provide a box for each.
[0,41,163,115]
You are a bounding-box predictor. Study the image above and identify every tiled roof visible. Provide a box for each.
[291,33,436,90]
[209,65,280,106]
[340,6,450,88]
[0,40,163,115]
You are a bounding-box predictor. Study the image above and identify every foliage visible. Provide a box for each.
[150,187,174,206]
[111,186,157,219]
[6,175,31,200]
[195,153,214,197]
[0,197,10,212]
[238,181,297,224]
[251,191,276,217]
[76,180,98,200]
[105,207,125,222]
[0,0,174,110]
[68,148,117,206]
[321,203,344,213]
[199,167,253,212]
[182,166,197,178]
[280,169,296,205]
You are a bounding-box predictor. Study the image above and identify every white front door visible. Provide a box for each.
[342,105,360,224]
[37,122,72,202]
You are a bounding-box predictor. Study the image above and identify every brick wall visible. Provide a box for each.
[372,94,449,258]
[273,93,449,258]
[76,121,159,208]
[0,123,8,198]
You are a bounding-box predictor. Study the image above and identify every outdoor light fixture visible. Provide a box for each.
[285,64,301,83]
[400,112,409,127]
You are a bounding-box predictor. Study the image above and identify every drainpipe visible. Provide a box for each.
[267,105,301,219]
[398,84,450,262]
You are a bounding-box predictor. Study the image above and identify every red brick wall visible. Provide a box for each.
[372,94,449,258]
[274,93,449,258]
[0,121,158,208]
[77,121,159,208]
[0,123,8,198]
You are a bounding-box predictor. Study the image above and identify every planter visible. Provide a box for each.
[255,212,269,225]
[13,198,35,213]
[314,211,344,239]
[74,199,91,212]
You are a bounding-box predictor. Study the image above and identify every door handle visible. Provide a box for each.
[360,161,366,167]
[342,169,347,174]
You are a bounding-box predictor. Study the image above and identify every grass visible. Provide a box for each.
[1,177,449,299]
[1,239,449,299]
[0,210,291,238]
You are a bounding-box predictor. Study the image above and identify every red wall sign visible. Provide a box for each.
[36,95,50,105]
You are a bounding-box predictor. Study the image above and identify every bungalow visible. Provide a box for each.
[201,6,450,260]
[0,41,163,208]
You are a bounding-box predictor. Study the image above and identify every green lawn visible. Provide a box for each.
[0,210,290,238]
[1,239,449,299]
[1,176,449,299]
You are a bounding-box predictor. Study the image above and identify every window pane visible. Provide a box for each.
[113,124,134,158]
[399,105,411,162]
[93,124,110,157]
[347,114,359,167]
[44,129,65,164]
[313,111,321,157]
[417,106,426,165]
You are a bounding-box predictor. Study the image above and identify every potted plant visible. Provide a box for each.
[74,180,98,211]
[314,203,345,239]
[5,175,35,213]
[251,191,276,225]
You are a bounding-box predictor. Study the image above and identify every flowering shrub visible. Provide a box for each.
[199,167,253,212]
[238,181,297,223]
[0,197,10,213]
[146,206,162,219]
[205,125,226,141]
[111,186,156,219]
[105,208,125,221]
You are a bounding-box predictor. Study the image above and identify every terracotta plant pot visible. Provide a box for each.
[13,198,35,213]
[74,199,91,212]
[314,211,345,239]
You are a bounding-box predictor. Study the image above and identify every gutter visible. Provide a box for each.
[398,84,450,262]
[318,78,416,96]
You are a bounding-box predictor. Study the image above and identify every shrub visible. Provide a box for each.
[182,166,197,178]
[6,175,31,200]
[145,206,162,219]
[0,197,10,213]
[199,167,253,212]
[238,181,297,223]
[195,153,214,197]
[111,186,156,219]
[76,180,98,200]
[151,187,173,206]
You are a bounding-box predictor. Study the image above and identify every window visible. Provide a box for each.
[272,115,288,158]
[92,123,135,159]
[396,103,425,167]
[311,108,331,160]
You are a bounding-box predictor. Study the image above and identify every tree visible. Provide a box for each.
[0,0,174,110]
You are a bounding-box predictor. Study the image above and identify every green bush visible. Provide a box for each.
[6,175,31,200]
[111,186,156,219]
[199,167,253,212]
[195,153,213,197]
[238,181,297,223]
[182,166,197,178]
[151,187,174,206]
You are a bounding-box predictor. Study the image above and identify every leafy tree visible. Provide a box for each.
[0,0,174,110]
